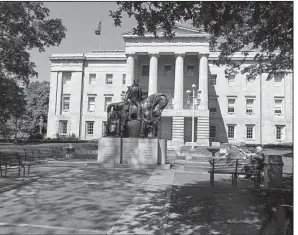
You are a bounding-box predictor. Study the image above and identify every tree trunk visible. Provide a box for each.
[14,117,18,144]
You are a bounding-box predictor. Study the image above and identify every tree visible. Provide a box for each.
[0,2,66,123]
[21,81,50,135]
[110,2,293,79]
[0,79,26,141]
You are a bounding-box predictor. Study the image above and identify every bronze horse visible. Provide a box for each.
[139,93,168,137]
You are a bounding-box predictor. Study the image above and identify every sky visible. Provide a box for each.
[30,2,136,82]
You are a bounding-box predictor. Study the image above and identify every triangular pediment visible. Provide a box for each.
[123,23,207,38]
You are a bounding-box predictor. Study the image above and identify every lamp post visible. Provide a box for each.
[186,84,201,149]
[39,116,44,134]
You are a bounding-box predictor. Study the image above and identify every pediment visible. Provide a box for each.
[123,23,207,38]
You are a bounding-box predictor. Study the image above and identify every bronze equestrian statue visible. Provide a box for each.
[105,78,168,138]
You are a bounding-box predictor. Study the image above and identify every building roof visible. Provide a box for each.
[122,22,210,39]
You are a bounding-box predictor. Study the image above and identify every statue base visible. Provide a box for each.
[98,137,167,168]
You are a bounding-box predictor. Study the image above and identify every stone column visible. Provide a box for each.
[126,54,135,86]
[148,53,159,95]
[198,54,209,110]
[173,53,184,109]
[56,72,63,115]
[197,54,210,146]
[134,57,139,79]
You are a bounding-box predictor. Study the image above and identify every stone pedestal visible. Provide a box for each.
[98,137,167,168]
[98,137,121,167]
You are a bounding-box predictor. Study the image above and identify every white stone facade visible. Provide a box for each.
[47,24,293,147]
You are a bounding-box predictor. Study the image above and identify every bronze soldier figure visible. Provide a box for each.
[125,78,143,120]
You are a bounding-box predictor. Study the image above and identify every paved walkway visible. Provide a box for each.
[0,165,153,234]
[108,169,174,234]
[0,163,293,235]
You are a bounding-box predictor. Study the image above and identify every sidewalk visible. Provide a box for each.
[108,169,174,234]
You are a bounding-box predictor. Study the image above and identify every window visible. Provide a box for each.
[86,121,94,135]
[59,121,67,135]
[246,99,254,114]
[104,96,112,111]
[142,65,149,76]
[246,74,254,85]
[276,125,285,140]
[62,95,70,112]
[210,74,217,85]
[228,98,236,113]
[246,125,254,139]
[122,74,126,85]
[227,125,235,139]
[210,108,217,113]
[210,126,216,138]
[89,74,96,85]
[186,65,195,76]
[62,72,71,85]
[228,75,235,85]
[88,96,96,112]
[121,91,126,101]
[274,98,283,115]
[106,74,113,84]
[164,65,172,76]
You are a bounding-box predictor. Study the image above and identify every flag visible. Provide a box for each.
[95,21,102,35]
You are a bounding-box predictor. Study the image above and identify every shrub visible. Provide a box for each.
[28,133,44,140]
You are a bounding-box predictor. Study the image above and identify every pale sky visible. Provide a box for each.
[30,2,136,82]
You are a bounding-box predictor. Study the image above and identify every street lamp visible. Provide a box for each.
[186,84,201,149]
[39,116,44,134]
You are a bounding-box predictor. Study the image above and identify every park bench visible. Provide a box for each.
[24,148,42,164]
[0,152,35,177]
[208,158,261,189]
[52,147,66,160]
[31,148,51,163]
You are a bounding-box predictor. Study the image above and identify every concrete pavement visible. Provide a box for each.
[0,163,293,235]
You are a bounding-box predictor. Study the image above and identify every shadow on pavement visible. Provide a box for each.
[0,166,154,234]
[166,176,293,235]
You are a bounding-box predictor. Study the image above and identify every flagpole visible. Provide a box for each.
[95,20,102,50]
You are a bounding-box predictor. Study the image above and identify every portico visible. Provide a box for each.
[123,25,211,146]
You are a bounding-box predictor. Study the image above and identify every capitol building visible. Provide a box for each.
[46,24,293,148]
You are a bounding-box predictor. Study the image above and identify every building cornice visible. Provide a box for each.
[122,33,210,39]
[50,51,127,61]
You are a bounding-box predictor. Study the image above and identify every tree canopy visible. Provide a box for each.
[22,81,50,135]
[110,1,293,79]
[0,2,66,123]
[0,81,50,139]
